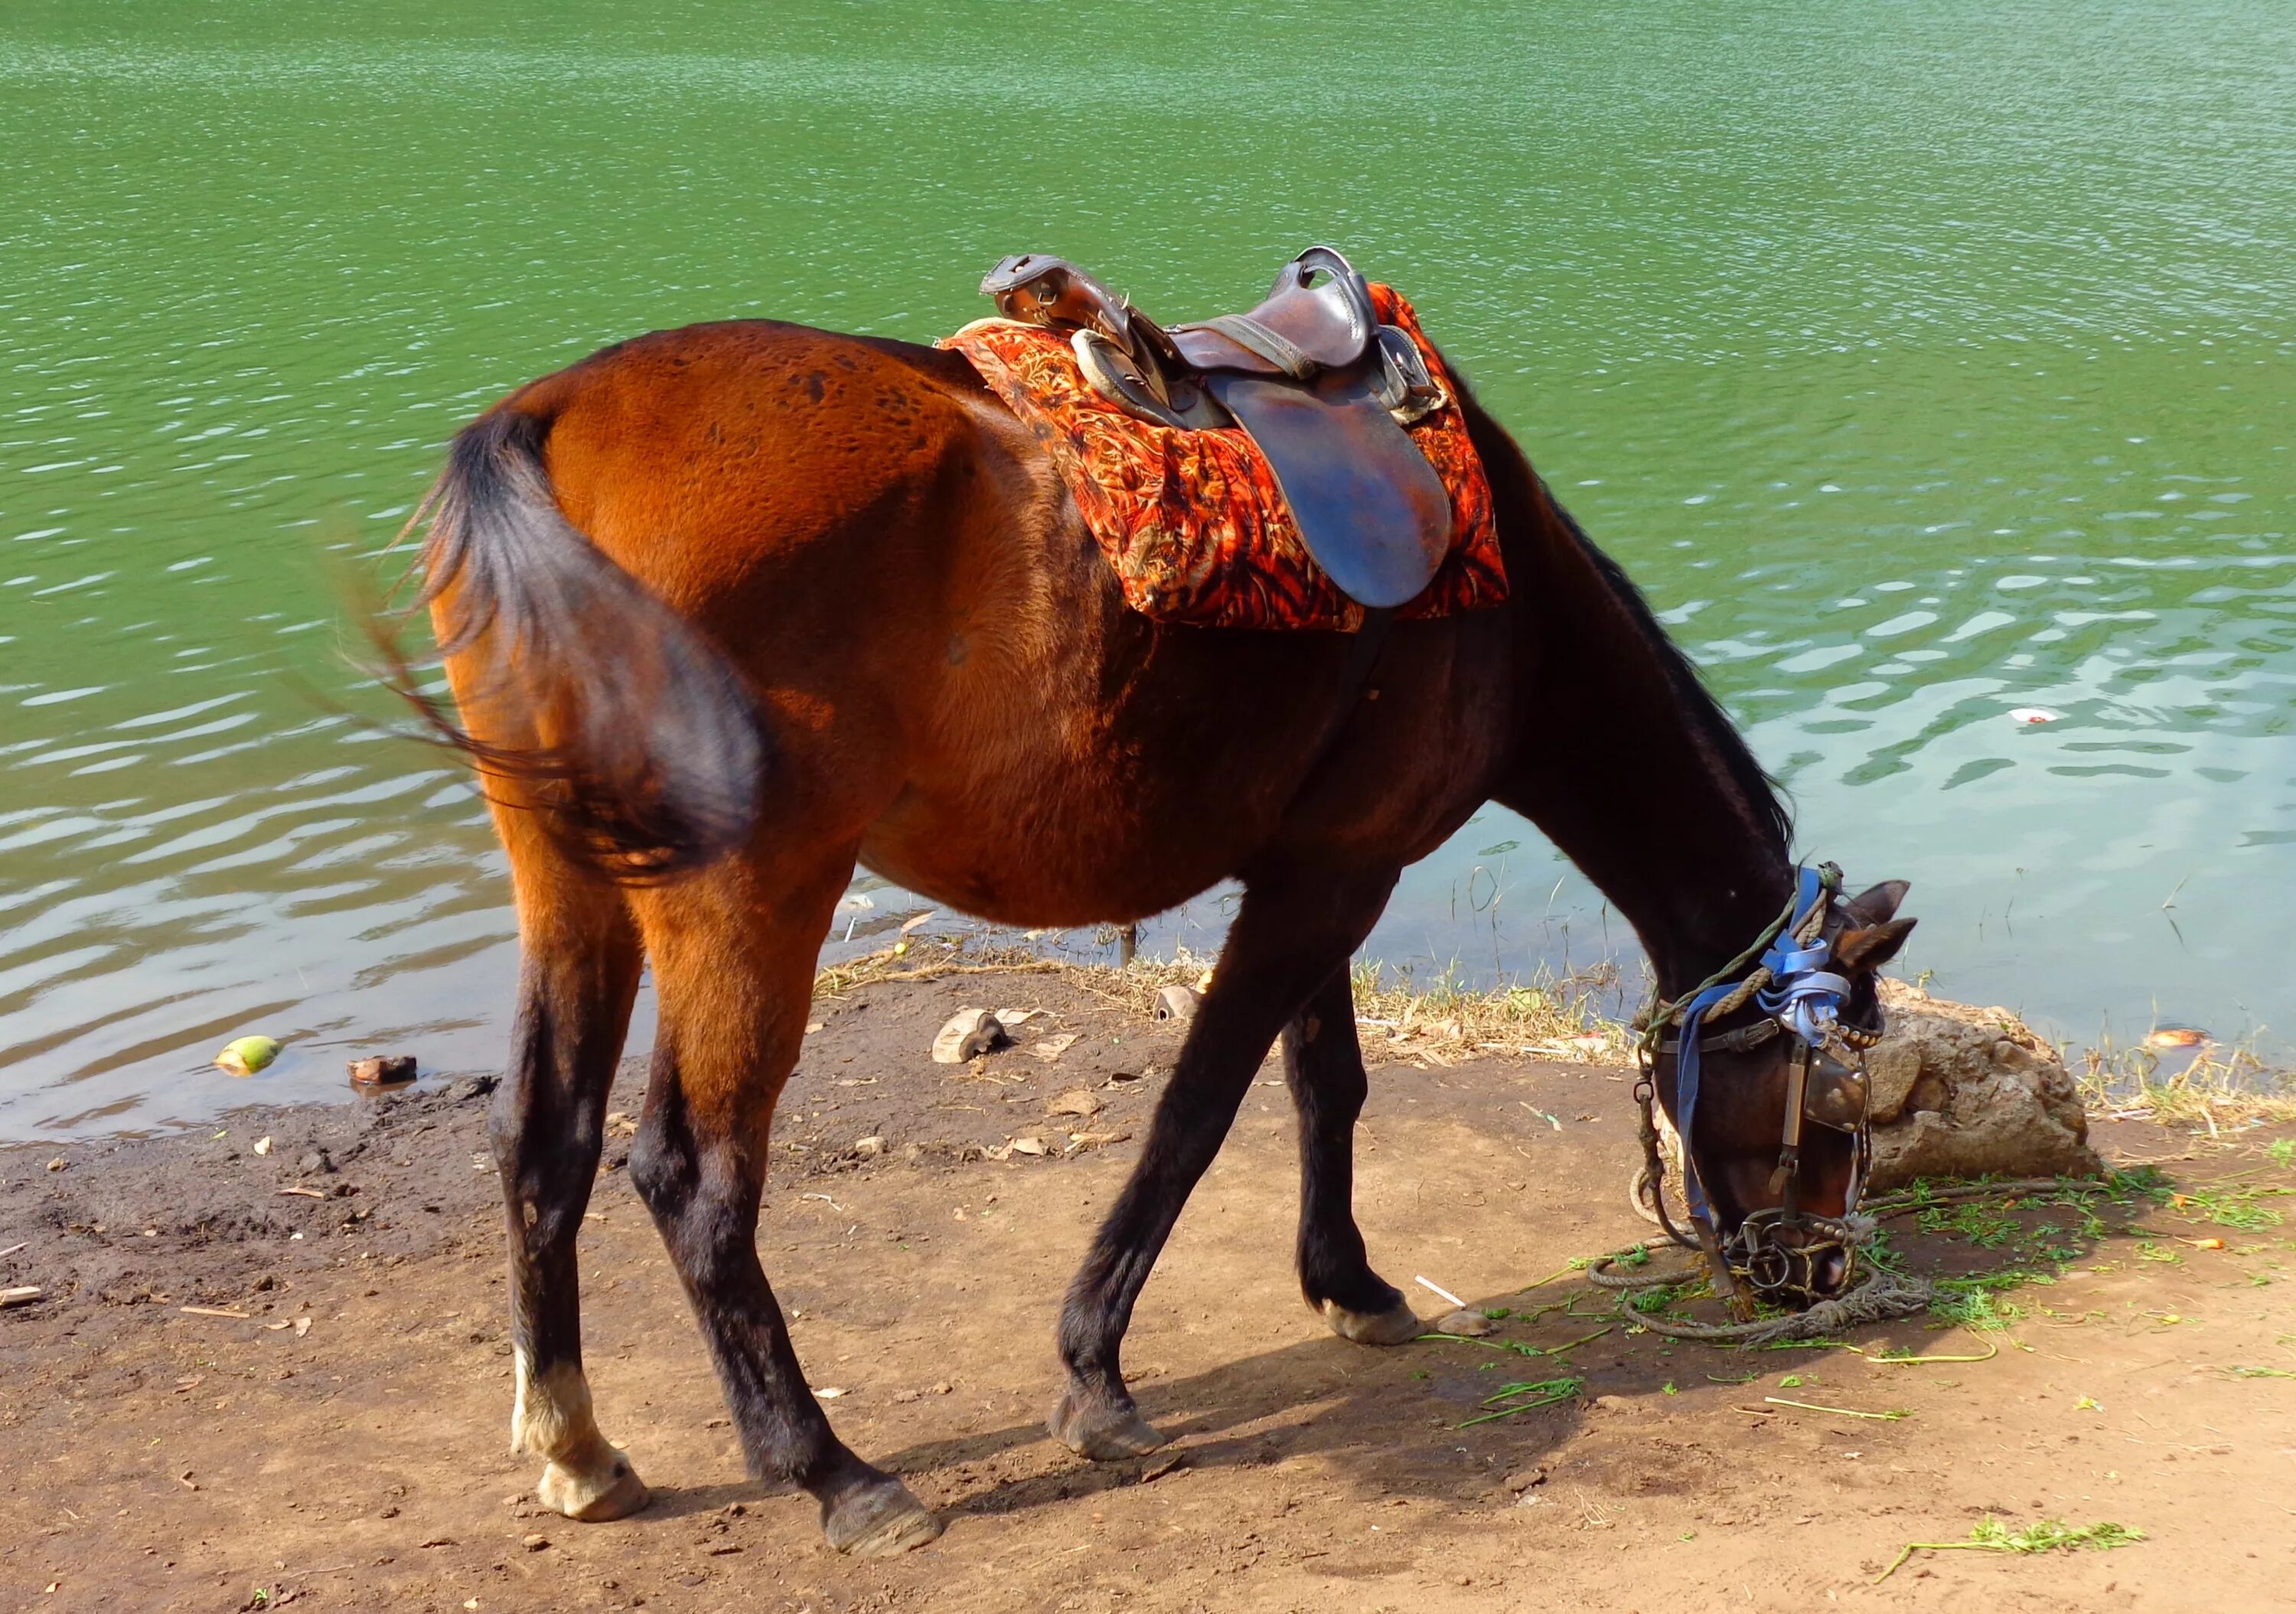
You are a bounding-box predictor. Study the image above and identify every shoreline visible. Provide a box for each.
[8,938,2292,1149]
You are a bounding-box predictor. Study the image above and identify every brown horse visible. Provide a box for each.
[396,315,1914,1556]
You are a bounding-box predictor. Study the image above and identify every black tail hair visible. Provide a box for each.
[376,409,765,881]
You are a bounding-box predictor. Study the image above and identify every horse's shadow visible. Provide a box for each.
[863,1247,2045,1527]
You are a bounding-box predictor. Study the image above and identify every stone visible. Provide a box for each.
[349,1055,418,1086]
[931,1009,1008,1064]
[1865,980,2103,1190]
[1153,985,1201,1023]
[1046,1088,1103,1118]
[853,1136,887,1159]
[1433,1308,1495,1337]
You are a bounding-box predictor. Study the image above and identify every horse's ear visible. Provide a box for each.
[1837,916,1916,972]
[1843,879,1910,926]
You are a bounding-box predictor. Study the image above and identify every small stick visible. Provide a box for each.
[276,1187,327,1199]
[1763,1397,1909,1421]
[1861,1336,2001,1366]
[0,1286,41,1309]
[1542,1325,1613,1357]
[0,1242,28,1259]
[1517,1263,1582,1292]
[179,1305,252,1320]
[1414,1275,1467,1310]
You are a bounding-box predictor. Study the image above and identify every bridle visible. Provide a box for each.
[1632,864,1885,1318]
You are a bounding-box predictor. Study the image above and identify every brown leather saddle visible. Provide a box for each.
[979,246,1455,610]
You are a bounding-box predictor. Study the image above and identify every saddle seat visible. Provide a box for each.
[977,246,1457,610]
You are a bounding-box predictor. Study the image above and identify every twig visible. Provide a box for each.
[1414,1275,1466,1310]
[1763,1397,1909,1420]
[0,1242,27,1259]
[1517,1263,1583,1291]
[1858,1335,2001,1366]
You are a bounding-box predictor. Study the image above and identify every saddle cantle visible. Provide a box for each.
[979,247,1456,611]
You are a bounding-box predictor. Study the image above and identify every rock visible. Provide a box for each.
[1046,1088,1103,1118]
[1866,980,2104,1190]
[252,1136,273,1156]
[1434,1308,1495,1337]
[1065,1130,1133,1152]
[522,1534,550,1551]
[1008,1135,1049,1156]
[451,1074,499,1102]
[1504,1466,1548,1493]
[931,1009,1008,1064]
[349,1055,418,1086]
[1153,985,1201,1023]
[215,1035,280,1076]
[296,1150,334,1175]
[853,1136,887,1159]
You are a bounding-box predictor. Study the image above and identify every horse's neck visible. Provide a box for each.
[1486,448,1792,999]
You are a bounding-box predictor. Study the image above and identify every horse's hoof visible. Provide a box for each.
[822,1476,942,1557]
[1048,1390,1167,1460]
[1321,1296,1424,1346]
[538,1448,651,1521]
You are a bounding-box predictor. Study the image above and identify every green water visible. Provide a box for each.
[3,1,2291,1136]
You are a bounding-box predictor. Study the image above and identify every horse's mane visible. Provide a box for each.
[1541,491,1795,854]
[1449,363,1795,858]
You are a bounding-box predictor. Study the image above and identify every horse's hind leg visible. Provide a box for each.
[1052,861,1399,1459]
[626,851,942,1557]
[1283,969,1422,1345]
[491,822,651,1521]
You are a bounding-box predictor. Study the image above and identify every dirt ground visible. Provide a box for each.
[4,963,2292,1613]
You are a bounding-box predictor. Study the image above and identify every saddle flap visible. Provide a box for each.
[1200,368,1453,609]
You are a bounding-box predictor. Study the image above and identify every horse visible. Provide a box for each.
[390,313,1916,1557]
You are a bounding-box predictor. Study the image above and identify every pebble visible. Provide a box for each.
[349,1055,418,1086]
[1434,1308,1495,1337]
[853,1136,887,1158]
[1046,1088,1104,1118]
[522,1534,550,1552]
[1504,1465,1548,1493]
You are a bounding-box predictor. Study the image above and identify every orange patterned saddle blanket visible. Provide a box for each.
[938,285,1505,632]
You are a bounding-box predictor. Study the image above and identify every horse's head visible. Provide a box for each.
[1652,876,1916,1303]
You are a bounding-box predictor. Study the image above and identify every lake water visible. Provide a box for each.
[4,0,2291,1137]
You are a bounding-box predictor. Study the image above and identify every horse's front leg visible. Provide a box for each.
[1050,862,1398,1460]
[1283,969,1422,1345]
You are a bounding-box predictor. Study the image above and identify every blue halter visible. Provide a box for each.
[1668,864,1846,1228]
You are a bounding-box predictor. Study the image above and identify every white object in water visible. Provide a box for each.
[2007,707,2060,725]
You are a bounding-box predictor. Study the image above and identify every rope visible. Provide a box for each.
[1584,1176,2118,1346]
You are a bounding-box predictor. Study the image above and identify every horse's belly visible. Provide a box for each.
[856,773,1269,929]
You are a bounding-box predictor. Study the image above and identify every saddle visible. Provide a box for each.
[979,246,1456,610]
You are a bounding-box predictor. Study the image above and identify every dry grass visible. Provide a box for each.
[2076,1032,2296,1130]
[809,937,1632,1066]
[1346,958,1631,1066]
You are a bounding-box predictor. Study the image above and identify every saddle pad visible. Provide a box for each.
[938,285,1505,631]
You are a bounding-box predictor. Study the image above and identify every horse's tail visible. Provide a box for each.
[382,406,765,882]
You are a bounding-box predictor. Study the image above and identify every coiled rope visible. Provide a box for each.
[1586,1177,2117,1346]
